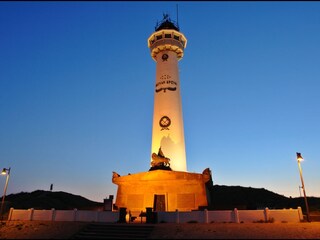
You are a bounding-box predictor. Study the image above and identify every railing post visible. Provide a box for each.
[51,208,56,221]
[204,209,209,223]
[8,208,13,221]
[73,208,78,222]
[175,209,179,223]
[96,211,99,222]
[29,208,34,221]
[297,207,303,221]
[264,207,269,222]
[234,208,240,223]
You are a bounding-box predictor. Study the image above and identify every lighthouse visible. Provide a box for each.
[148,14,187,172]
[112,14,212,213]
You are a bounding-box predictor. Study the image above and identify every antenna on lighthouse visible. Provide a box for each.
[176,4,179,28]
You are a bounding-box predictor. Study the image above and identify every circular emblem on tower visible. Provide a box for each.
[159,116,171,130]
[162,53,169,61]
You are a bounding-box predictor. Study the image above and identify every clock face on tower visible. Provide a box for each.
[162,53,169,61]
[159,116,171,130]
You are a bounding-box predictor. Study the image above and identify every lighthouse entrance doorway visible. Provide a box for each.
[153,194,166,212]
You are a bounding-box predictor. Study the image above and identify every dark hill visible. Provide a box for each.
[207,185,320,213]
[5,190,103,211]
[208,185,288,210]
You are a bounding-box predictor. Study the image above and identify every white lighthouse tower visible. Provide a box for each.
[112,14,212,213]
[148,14,187,172]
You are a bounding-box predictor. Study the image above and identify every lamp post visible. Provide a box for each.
[296,153,310,222]
[0,167,11,220]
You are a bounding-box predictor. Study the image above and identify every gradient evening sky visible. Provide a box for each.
[0,1,319,202]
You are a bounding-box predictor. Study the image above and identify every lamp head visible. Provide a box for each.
[1,168,7,175]
[296,152,304,162]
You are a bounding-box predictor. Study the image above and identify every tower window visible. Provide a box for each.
[156,35,162,40]
[165,34,171,38]
[174,35,180,40]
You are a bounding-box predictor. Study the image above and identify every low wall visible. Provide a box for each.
[238,209,265,223]
[8,208,119,223]
[8,207,303,224]
[208,210,234,223]
[157,207,303,223]
[268,209,303,223]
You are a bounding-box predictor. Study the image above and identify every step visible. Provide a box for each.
[72,223,155,239]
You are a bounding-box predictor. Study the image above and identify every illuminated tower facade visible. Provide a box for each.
[148,15,187,172]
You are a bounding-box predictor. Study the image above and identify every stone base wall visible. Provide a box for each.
[112,170,209,212]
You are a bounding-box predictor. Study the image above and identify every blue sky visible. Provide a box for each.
[0,1,319,202]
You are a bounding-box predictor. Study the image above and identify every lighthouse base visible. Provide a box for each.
[112,169,211,212]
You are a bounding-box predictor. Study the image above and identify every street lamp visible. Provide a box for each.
[0,167,11,220]
[296,153,310,222]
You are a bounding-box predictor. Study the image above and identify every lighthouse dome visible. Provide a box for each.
[155,14,179,31]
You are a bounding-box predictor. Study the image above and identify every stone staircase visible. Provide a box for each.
[71,223,155,239]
